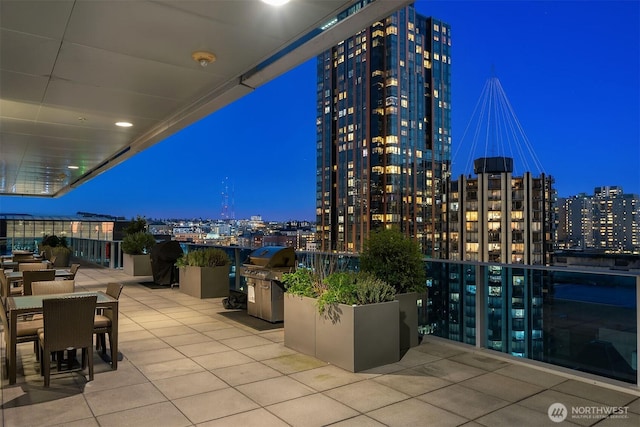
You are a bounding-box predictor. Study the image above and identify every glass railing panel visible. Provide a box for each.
[539,269,637,384]
[60,241,638,385]
[425,261,476,344]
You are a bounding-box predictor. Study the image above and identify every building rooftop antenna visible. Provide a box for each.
[220,177,235,220]
[452,70,546,177]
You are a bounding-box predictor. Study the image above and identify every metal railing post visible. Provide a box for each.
[476,263,486,349]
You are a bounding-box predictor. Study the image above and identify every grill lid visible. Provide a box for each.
[244,246,296,268]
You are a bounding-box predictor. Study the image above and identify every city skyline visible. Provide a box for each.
[1,1,638,221]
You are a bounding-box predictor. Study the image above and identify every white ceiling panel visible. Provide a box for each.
[53,43,217,101]
[43,78,181,120]
[0,0,412,197]
[0,30,61,76]
[0,0,73,39]
[0,70,49,103]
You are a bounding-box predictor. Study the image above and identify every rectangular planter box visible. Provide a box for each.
[284,294,316,356]
[179,265,229,299]
[397,292,421,353]
[123,254,152,276]
[315,300,400,372]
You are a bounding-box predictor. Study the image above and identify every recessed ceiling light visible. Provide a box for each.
[262,0,289,6]
[68,165,79,170]
[115,121,133,127]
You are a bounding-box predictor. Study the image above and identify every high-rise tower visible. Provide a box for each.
[316,5,451,255]
[445,157,556,265]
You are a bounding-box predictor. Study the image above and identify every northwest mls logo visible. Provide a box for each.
[548,403,568,423]
[548,402,630,422]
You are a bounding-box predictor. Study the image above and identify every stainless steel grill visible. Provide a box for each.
[239,246,295,323]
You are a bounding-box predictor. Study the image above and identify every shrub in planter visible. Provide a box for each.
[360,228,427,351]
[282,267,322,355]
[317,271,395,317]
[122,231,155,276]
[176,247,230,268]
[122,232,156,255]
[282,267,323,298]
[177,248,231,298]
[40,234,72,267]
[283,268,399,371]
[360,228,425,293]
[124,215,148,236]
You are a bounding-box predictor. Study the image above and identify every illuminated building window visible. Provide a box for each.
[385,165,401,174]
[385,135,398,144]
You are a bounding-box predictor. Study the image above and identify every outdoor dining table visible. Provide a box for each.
[0,291,119,385]
[5,268,74,285]
[1,260,52,270]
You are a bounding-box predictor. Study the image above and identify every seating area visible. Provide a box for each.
[1,265,638,426]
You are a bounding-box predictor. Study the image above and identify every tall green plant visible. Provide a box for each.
[124,215,147,236]
[359,228,426,293]
[41,235,68,248]
[122,231,156,255]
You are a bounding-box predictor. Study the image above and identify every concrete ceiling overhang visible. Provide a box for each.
[0,0,411,197]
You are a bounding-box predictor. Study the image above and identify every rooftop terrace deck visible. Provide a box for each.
[1,266,638,426]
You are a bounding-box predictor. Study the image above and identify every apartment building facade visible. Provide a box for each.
[557,186,639,253]
[316,5,451,255]
[445,157,556,265]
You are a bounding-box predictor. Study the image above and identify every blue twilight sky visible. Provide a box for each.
[1,0,638,221]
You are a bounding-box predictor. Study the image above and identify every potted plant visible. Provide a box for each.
[122,231,156,276]
[40,235,72,267]
[282,267,322,356]
[359,228,427,352]
[282,268,400,372]
[176,247,230,298]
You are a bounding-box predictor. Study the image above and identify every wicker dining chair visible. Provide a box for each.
[69,264,81,279]
[31,280,76,321]
[31,280,75,296]
[18,262,50,271]
[94,282,123,358]
[38,295,97,387]
[3,275,61,359]
[22,270,56,296]
[0,269,20,303]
